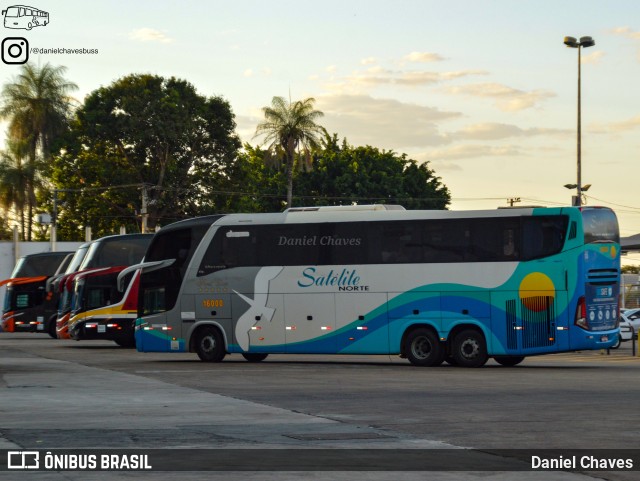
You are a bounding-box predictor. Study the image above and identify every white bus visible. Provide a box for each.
[127,205,620,367]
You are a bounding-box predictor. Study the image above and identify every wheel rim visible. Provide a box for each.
[411,336,432,360]
[459,338,479,359]
[201,335,216,353]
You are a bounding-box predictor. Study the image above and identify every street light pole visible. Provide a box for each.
[564,35,595,207]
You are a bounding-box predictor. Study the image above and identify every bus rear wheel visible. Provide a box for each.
[242,353,268,362]
[405,328,444,367]
[452,329,488,368]
[195,327,226,362]
[47,316,58,339]
[114,337,136,348]
[494,356,524,367]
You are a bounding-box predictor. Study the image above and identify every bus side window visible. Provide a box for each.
[522,216,568,260]
[503,228,517,258]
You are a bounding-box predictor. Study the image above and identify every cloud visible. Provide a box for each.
[360,57,377,65]
[443,83,556,111]
[609,26,640,40]
[589,116,640,134]
[129,28,173,43]
[422,144,524,161]
[243,68,272,78]
[581,51,605,64]
[326,68,488,93]
[404,52,447,63]
[316,94,460,149]
[450,123,571,141]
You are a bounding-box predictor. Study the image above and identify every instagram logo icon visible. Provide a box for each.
[2,37,29,64]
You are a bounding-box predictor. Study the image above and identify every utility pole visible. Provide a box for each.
[51,189,58,252]
[141,184,149,233]
[507,197,521,207]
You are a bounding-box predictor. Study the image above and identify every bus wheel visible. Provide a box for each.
[444,356,458,366]
[610,335,621,350]
[114,337,136,348]
[242,353,268,362]
[452,329,488,368]
[195,327,226,362]
[405,328,444,367]
[494,356,525,367]
[47,316,58,339]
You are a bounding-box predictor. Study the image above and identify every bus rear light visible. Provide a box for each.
[161,326,172,331]
[574,296,589,329]
[15,321,24,325]
[86,324,98,328]
[357,326,368,331]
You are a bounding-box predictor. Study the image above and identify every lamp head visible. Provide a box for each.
[579,36,595,48]
[564,36,578,48]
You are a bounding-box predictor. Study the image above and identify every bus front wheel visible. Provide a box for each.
[195,327,226,362]
[494,356,524,367]
[451,329,488,368]
[242,353,268,362]
[405,328,444,367]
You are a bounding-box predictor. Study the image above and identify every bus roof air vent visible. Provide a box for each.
[285,204,405,213]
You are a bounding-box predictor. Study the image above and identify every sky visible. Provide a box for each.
[1,0,640,261]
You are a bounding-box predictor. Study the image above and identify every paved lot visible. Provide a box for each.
[1,333,639,480]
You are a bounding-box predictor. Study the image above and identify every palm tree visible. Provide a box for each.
[0,144,30,239]
[0,62,77,239]
[254,96,325,208]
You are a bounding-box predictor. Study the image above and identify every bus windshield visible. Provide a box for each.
[582,208,619,244]
[80,236,151,269]
[10,253,70,278]
[65,246,89,274]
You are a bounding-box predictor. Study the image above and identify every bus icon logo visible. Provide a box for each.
[2,5,49,30]
[7,451,40,469]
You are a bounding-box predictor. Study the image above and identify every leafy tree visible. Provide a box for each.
[0,63,77,239]
[254,96,326,208]
[51,74,241,236]
[223,135,450,211]
[296,135,450,209]
[0,144,29,238]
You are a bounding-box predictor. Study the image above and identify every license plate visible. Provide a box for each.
[600,335,609,342]
[98,325,106,333]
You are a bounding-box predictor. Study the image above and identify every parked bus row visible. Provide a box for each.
[1,205,622,367]
[1,234,152,346]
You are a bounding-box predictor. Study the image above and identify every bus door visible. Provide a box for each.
[284,293,336,353]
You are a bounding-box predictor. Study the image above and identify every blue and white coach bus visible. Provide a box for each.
[126,204,620,367]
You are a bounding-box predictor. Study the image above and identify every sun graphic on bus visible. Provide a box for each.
[519,272,555,312]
